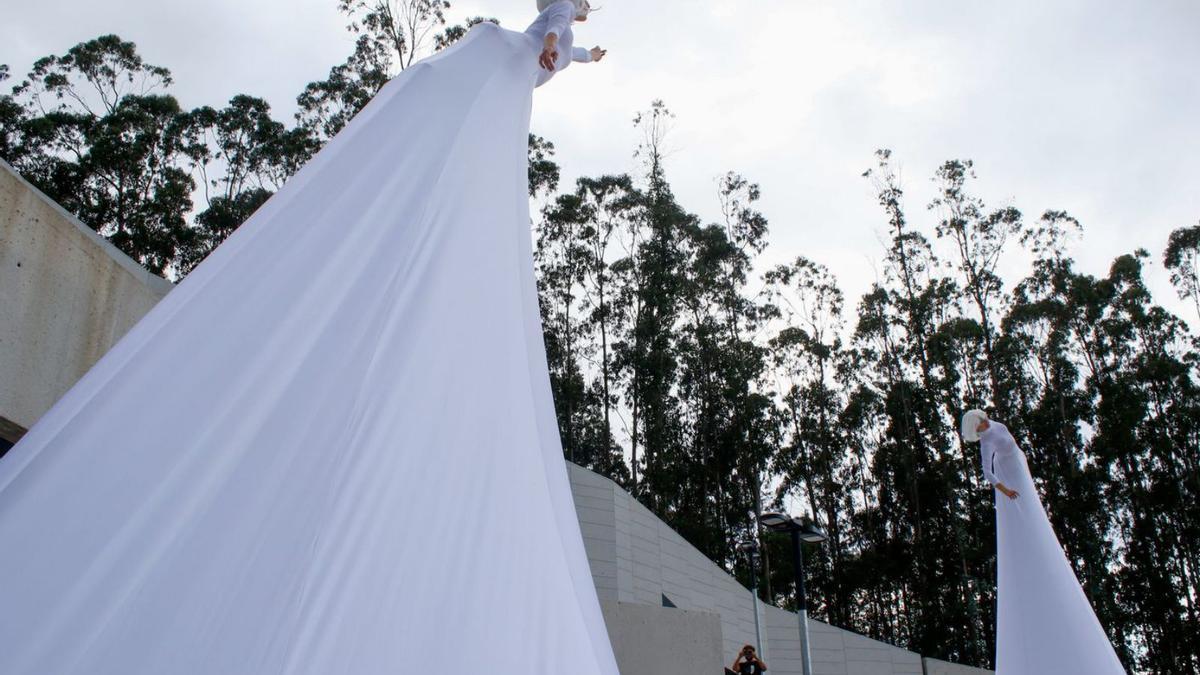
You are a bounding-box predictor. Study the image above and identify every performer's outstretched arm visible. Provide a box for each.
[538,1,576,71]
[573,46,607,63]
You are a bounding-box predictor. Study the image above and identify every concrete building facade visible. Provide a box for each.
[0,159,172,453]
[568,464,992,675]
[0,158,991,674]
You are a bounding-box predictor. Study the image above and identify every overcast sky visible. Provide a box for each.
[6,0,1200,324]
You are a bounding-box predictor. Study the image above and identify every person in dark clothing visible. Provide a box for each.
[730,644,768,674]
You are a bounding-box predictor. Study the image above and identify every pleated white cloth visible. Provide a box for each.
[983,422,1126,674]
[0,21,618,675]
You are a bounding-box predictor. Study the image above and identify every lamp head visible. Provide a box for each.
[797,516,828,543]
[758,511,792,531]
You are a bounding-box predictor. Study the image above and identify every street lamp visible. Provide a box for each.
[737,539,765,661]
[758,511,828,675]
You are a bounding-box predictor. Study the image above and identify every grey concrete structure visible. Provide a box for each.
[568,464,990,675]
[0,159,172,448]
[921,658,993,675]
[601,601,725,674]
[0,158,991,674]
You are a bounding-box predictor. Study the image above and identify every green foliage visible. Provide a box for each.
[1164,222,1200,323]
[294,34,392,142]
[180,95,318,274]
[0,65,30,164]
[2,35,314,276]
[527,133,560,197]
[435,17,501,52]
[296,1,493,141]
[2,36,191,273]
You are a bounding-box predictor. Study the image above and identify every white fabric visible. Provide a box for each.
[982,422,1126,675]
[0,20,616,675]
[573,46,594,63]
[534,0,577,37]
[979,437,1000,486]
[537,0,590,21]
[526,1,584,86]
[961,408,988,443]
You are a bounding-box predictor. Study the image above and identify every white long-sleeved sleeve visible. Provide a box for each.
[571,46,592,63]
[980,441,999,485]
[542,1,576,38]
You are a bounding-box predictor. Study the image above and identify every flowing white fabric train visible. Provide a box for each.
[0,23,619,675]
[986,423,1125,674]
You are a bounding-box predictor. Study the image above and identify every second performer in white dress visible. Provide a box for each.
[962,410,1125,675]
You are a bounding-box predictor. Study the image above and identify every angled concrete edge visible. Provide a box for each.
[0,158,174,294]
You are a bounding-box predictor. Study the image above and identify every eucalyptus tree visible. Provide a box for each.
[764,256,854,626]
[297,0,447,139]
[1,36,318,277]
[0,64,31,164]
[671,172,773,566]
[928,160,1022,415]
[534,169,639,485]
[527,133,560,198]
[854,150,992,665]
[999,211,1121,661]
[538,179,599,465]
[714,172,775,522]
[1164,222,1200,324]
[1081,251,1199,673]
[6,35,194,274]
[178,95,318,274]
[610,100,689,506]
[570,174,643,485]
[296,1,493,141]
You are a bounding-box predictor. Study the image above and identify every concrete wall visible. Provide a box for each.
[763,604,923,675]
[568,464,989,675]
[600,601,724,675]
[570,462,767,660]
[922,658,993,675]
[0,159,171,443]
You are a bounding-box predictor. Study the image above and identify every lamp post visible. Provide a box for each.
[758,511,828,675]
[737,539,765,661]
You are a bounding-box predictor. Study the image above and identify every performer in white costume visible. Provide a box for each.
[961,410,1126,675]
[0,2,618,674]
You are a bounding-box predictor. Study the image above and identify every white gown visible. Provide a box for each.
[981,422,1125,674]
[0,6,618,674]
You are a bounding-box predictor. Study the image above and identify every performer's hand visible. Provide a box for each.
[590,46,607,62]
[999,485,1019,500]
[540,34,559,70]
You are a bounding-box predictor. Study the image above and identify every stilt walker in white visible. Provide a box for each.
[0,2,618,673]
[962,410,1126,675]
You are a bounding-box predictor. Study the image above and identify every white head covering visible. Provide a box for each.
[961,409,989,443]
[537,0,592,19]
